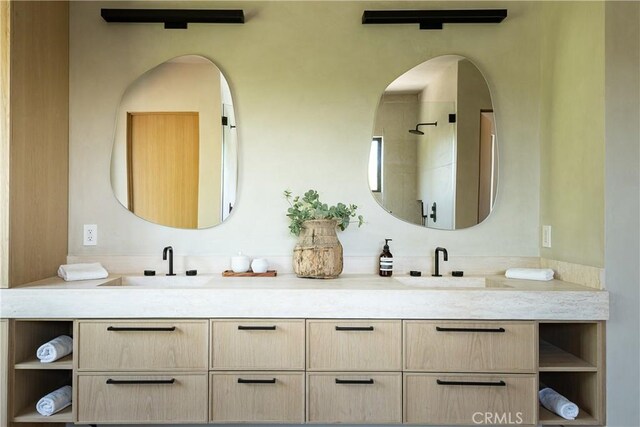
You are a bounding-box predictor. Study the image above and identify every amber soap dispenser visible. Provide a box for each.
[379,239,393,277]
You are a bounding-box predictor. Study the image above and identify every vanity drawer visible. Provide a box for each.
[404,321,536,373]
[307,320,402,371]
[76,373,208,423]
[404,373,537,425]
[77,320,208,371]
[210,372,304,423]
[307,372,402,423]
[211,319,304,370]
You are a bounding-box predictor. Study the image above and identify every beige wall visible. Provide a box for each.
[539,1,605,267]
[69,1,544,259]
[111,60,223,228]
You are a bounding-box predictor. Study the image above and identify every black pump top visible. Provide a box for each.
[384,238,392,250]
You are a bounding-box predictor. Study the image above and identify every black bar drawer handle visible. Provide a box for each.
[436,379,506,387]
[107,326,177,332]
[335,378,375,385]
[106,378,176,385]
[237,325,277,330]
[237,378,277,384]
[435,326,506,333]
[335,326,375,331]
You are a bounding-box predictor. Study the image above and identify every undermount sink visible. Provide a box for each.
[101,275,215,287]
[393,276,509,289]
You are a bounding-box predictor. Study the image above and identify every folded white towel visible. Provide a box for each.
[505,268,554,281]
[539,387,579,420]
[57,262,108,281]
[36,385,72,416]
[37,335,73,363]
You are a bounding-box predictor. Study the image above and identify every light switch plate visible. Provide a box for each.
[542,225,552,248]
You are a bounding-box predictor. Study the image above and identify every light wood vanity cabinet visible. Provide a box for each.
[75,320,209,424]
[211,319,305,370]
[77,320,209,371]
[404,373,537,425]
[63,318,605,426]
[307,319,402,371]
[403,320,538,425]
[306,320,403,423]
[210,319,305,423]
[0,320,7,427]
[404,320,537,373]
[77,373,208,423]
[307,372,402,423]
[210,372,305,423]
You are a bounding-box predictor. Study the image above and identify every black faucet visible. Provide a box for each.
[432,247,448,277]
[162,246,175,276]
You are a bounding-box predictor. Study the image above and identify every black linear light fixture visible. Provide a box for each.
[101,9,245,29]
[362,9,507,30]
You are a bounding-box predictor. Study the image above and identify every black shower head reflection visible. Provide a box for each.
[409,121,437,135]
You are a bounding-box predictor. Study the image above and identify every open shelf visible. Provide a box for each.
[537,322,604,426]
[539,340,597,372]
[10,322,74,427]
[539,322,600,370]
[12,320,73,367]
[539,371,603,426]
[539,405,599,425]
[14,354,72,370]
[12,403,72,423]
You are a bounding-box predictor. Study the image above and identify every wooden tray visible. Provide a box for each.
[222,270,277,277]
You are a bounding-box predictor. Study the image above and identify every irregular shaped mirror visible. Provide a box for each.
[110,55,237,229]
[370,55,497,230]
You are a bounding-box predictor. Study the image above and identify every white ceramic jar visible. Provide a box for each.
[250,258,269,274]
[231,253,251,273]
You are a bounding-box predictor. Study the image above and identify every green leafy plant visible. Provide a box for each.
[284,189,364,236]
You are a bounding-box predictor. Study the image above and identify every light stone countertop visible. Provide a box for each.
[0,274,609,320]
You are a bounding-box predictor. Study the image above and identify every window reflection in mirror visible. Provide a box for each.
[369,55,497,230]
[369,137,383,193]
[110,55,237,229]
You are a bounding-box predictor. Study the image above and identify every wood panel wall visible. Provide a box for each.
[2,1,69,288]
[0,1,10,288]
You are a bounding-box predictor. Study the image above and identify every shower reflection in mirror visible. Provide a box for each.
[369,55,497,230]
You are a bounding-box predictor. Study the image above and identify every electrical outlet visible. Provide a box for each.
[84,224,97,246]
[542,225,552,248]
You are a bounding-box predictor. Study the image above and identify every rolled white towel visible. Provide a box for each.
[36,385,72,416]
[539,387,579,420]
[37,335,73,363]
[57,262,108,281]
[505,268,554,281]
